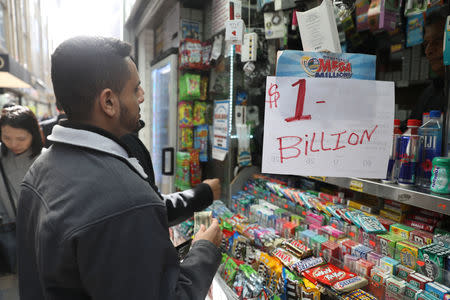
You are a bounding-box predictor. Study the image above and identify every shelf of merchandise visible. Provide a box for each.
[307,176,450,216]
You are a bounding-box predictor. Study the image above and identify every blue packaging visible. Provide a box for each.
[425,282,450,299]
[275,50,376,79]
[398,119,422,186]
[417,110,442,188]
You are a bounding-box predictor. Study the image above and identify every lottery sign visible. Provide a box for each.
[262,77,395,178]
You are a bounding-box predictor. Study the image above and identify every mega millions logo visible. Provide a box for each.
[300,56,353,78]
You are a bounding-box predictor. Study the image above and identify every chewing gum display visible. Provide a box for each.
[344,254,360,273]
[380,256,400,275]
[377,233,404,258]
[321,240,340,262]
[390,223,415,239]
[418,244,449,283]
[407,272,433,290]
[410,229,434,246]
[396,264,415,280]
[386,277,406,296]
[357,214,386,233]
[351,244,372,260]
[426,282,450,299]
[395,240,421,270]
[355,259,375,277]
[276,50,376,80]
[404,282,421,299]
[367,251,382,267]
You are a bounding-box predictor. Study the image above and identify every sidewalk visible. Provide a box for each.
[0,274,19,300]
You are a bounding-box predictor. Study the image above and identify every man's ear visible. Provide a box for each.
[98,88,118,118]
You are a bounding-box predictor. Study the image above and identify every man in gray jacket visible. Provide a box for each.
[16,36,222,299]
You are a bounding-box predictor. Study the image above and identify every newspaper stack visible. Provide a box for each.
[193,211,212,234]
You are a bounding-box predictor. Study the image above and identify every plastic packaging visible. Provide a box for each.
[398,119,421,186]
[417,110,442,188]
[382,119,402,183]
[430,157,450,194]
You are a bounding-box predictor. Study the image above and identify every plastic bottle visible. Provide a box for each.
[382,119,402,184]
[417,110,442,188]
[397,119,421,186]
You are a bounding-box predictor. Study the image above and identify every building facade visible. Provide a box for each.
[0,0,53,118]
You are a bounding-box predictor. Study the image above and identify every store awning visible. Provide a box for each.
[0,54,32,89]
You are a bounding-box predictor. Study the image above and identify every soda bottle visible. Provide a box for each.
[397,119,421,186]
[382,119,402,184]
[417,110,442,188]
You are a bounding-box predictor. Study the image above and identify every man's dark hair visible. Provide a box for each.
[51,36,132,121]
[426,5,448,27]
[0,105,43,157]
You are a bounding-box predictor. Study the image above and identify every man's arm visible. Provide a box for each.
[164,179,221,227]
[75,203,221,299]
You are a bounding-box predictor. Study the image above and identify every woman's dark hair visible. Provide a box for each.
[51,36,132,121]
[0,105,43,157]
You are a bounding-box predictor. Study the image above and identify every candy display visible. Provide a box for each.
[197,174,450,299]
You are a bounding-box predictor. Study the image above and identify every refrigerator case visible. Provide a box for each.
[150,54,178,194]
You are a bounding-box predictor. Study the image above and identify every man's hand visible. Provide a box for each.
[193,219,222,247]
[203,178,221,200]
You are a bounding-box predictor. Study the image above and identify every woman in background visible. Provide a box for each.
[0,105,43,221]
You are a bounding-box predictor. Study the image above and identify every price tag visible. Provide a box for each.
[397,194,411,203]
[350,180,364,192]
[308,176,327,182]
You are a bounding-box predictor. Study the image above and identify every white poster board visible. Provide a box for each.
[262,77,395,178]
[213,100,230,161]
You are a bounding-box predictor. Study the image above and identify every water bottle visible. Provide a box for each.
[417,110,442,188]
[382,119,402,183]
[398,119,421,186]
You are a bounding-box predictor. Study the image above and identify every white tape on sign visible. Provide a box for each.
[262,76,395,178]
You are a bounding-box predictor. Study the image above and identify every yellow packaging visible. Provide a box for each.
[395,241,420,270]
[302,278,321,300]
[380,209,405,223]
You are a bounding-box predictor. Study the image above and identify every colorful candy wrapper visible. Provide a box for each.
[179,39,202,70]
[302,263,356,286]
[175,151,191,190]
[194,125,208,162]
[343,289,377,299]
[272,247,298,268]
[332,276,368,293]
[179,73,201,100]
[200,76,209,100]
[190,150,201,186]
[178,101,193,127]
[180,127,193,150]
[193,101,207,125]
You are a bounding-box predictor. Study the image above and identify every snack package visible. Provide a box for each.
[377,233,404,258]
[276,50,376,80]
[201,42,212,70]
[190,150,201,186]
[178,101,193,127]
[395,240,420,270]
[180,127,193,150]
[390,223,415,240]
[200,76,208,100]
[193,101,207,126]
[343,289,377,300]
[302,263,356,286]
[194,125,208,162]
[385,277,406,297]
[179,73,201,100]
[175,151,191,190]
[179,39,202,70]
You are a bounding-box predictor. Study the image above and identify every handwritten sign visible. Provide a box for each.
[262,77,395,178]
[213,100,230,161]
